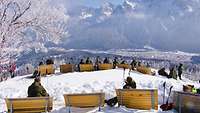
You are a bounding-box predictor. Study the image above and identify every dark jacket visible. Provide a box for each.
[123,81,136,89]
[121,60,127,64]
[130,60,137,67]
[79,59,85,64]
[158,68,168,77]
[178,65,183,75]
[103,58,110,64]
[85,58,92,64]
[28,81,49,97]
[169,68,177,79]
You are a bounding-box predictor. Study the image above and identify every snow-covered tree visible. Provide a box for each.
[0,0,69,64]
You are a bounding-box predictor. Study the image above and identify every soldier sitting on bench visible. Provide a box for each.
[28,76,49,97]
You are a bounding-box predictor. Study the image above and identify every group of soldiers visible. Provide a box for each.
[158,63,183,80]
[27,75,136,107]
[78,57,146,70]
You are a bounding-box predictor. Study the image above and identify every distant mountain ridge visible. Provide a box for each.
[58,0,200,53]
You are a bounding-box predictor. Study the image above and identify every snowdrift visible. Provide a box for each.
[0,69,199,113]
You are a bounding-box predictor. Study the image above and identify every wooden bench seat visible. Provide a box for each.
[5,97,53,113]
[117,64,130,69]
[136,66,152,75]
[79,64,94,72]
[60,64,73,73]
[116,89,158,110]
[174,91,200,113]
[64,93,105,113]
[38,65,54,76]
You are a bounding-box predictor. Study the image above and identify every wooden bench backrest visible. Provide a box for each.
[174,91,200,113]
[64,93,105,108]
[98,64,113,70]
[60,64,73,73]
[79,64,94,72]
[117,64,130,69]
[136,66,151,75]
[38,65,47,76]
[5,97,53,113]
[116,89,158,110]
[38,65,54,76]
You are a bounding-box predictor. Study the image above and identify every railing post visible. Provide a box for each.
[10,100,13,113]
[178,93,182,113]
[45,98,48,113]
[67,96,71,113]
[98,93,102,111]
[118,90,122,107]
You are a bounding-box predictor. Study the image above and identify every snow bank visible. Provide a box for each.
[0,69,199,113]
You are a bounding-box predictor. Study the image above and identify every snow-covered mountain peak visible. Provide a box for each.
[123,0,137,10]
[79,11,93,19]
[101,2,114,16]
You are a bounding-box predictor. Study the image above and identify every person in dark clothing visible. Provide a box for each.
[103,57,110,64]
[120,60,127,64]
[123,76,137,89]
[46,59,54,65]
[85,57,92,64]
[39,62,43,66]
[79,59,85,64]
[138,62,141,67]
[178,63,183,80]
[95,56,101,71]
[105,77,136,107]
[28,77,49,97]
[113,57,118,69]
[78,59,85,71]
[169,67,177,79]
[130,59,137,70]
[158,68,169,77]
[31,70,40,78]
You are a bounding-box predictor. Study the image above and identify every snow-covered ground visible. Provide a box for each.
[0,69,200,113]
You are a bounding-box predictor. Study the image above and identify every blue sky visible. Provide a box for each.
[79,0,123,8]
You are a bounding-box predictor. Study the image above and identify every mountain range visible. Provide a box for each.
[53,0,200,53]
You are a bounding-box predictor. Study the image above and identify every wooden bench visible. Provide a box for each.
[38,65,54,76]
[79,64,94,72]
[5,97,53,113]
[60,64,73,73]
[64,93,105,113]
[116,89,158,110]
[117,64,130,69]
[174,91,200,113]
[136,66,152,75]
[98,64,113,70]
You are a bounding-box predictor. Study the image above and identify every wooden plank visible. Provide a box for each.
[174,91,200,113]
[98,64,113,70]
[46,65,54,75]
[64,93,105,108]
[5,97,53,113]
[117,64,130,69]
[116,89,158,110]
[38,65,54,76]
[38,65,47,76]
[60,64,73,73]
[136,66,151,75]
[79,64,94,72]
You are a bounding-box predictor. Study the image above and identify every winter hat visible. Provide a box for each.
[126,76,133,83]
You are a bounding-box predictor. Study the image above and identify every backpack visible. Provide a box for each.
[105,97,118,107]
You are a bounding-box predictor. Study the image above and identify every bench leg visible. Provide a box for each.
[178,94,182,113]
[10,101,13,113]
[68,106,71,113]
[98,106,101,111]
